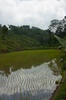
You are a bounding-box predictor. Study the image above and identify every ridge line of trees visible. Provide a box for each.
[0,16,66,53]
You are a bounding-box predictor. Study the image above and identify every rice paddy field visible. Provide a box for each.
[0,49,62,100]
[0,49,61,73]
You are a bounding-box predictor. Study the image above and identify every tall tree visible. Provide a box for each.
[49,16,66,37]
[2,25,8,38]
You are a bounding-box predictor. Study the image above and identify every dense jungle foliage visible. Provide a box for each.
[0,16,66,53]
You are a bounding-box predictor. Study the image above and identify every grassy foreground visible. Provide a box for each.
[51,53,66,100]
[0,49,61,73]
[51,71,66,100]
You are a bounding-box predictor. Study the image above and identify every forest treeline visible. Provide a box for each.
[0,16,66,53]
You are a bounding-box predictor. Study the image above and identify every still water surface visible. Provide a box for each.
[0,59,62,100]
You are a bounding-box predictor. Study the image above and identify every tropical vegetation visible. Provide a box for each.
[0,16,66,53]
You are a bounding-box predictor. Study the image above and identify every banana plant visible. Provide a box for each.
[54,35,66,52]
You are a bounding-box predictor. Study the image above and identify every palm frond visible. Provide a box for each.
[54,35,66,48]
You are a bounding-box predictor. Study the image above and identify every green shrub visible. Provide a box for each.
[62,61,66,70]
[55,80,59,85]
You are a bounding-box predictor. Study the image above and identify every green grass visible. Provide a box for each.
[0,49,61,73]
[50,52,66,100]
[51,71,66,100]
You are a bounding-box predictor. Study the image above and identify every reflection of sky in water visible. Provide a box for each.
[0,59,62,100]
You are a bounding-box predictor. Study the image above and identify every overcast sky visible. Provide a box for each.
[0,0,66,29]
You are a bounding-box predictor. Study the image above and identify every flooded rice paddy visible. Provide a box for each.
[0,59,62,100]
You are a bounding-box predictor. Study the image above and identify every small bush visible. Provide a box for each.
[62,61,66,70]
[55,80,59,85]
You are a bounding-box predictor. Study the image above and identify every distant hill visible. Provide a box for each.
[0,16,66,53]
[0,24,57,53]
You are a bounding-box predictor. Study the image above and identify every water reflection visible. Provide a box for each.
[0,59,62,100]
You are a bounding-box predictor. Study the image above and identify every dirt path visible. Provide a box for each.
[50,71,66,100]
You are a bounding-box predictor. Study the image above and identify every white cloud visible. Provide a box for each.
[0,0,66,29]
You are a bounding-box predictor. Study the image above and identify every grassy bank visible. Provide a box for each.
[51,53,66,100]
[51,71,66,100]
[0,49,61,73]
